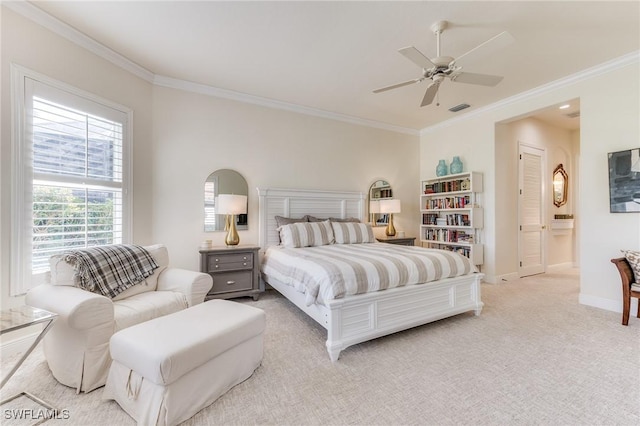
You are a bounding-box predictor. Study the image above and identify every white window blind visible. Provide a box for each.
[11,67,132,295]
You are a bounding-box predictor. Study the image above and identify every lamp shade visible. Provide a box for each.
[216,194,247,215]
[369,200,381,214]
[379,199,401,214]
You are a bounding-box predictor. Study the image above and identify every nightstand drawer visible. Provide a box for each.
[210,271,253,294]
[207,253,254,272]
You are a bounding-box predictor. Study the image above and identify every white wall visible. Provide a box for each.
[421,57,640,312]
[151,86,419,270]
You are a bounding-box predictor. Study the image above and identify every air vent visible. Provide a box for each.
[565,111,580,118]
[449,103,470,112]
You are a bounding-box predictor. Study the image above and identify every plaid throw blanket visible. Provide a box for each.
[64,244,159,298]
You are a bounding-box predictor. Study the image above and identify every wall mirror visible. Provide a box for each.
[204,169,248,232]
[368,180,393,226]
[552,163,568,207]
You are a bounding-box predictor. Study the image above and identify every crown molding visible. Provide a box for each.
[7,0,418,136]
[5,0,155,83]
[154,75,419,136]
[420,50,640,136]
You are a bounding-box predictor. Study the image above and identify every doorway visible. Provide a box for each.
[494,99,580,282]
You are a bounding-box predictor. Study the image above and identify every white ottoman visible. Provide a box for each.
[103,299,265,426]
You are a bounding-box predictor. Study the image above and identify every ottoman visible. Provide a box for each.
[103,299,265,426]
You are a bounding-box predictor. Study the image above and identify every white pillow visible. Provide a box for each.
[279,221,334,248]
[48,255,75,286]
[331,221,376,244]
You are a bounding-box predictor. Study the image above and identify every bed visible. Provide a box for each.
[258,187,484,361]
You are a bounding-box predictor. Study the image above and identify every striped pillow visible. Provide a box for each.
[279,221,335,248]
[331,221,376,244]
[622,249,640,283]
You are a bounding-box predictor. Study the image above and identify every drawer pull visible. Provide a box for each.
[243,262,247,266]
[243,256,247,260]
[215,265,219,269]
[215,258,219,262]
[226,280,235,285]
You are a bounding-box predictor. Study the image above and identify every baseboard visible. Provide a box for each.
[0,331,39,359]
[579,292,632,314]
[547,262,575,273]
[494,272,519,282]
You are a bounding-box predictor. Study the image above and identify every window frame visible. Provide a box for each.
[10,64,133,296]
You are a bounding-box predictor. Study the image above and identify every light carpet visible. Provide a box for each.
[1,270,639,425]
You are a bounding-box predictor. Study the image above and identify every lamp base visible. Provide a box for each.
[225,215,240,246]
[385,214,396,237]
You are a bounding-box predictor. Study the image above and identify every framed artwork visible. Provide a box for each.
[608,148,640,213]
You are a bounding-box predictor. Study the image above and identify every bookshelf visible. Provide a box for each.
[420,171,484,265]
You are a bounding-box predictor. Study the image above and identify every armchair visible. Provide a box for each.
[25,244,213,393]
[611,257,640,326]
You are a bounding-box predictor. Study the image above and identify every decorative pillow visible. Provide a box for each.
[48,255,76,286]
[307,216,360,222]
[331,221,376,244]
[621,250,640,283]
[306,215,328,222]
[329,217,361,223]
[279,221,335,248]
[275,215,308,227]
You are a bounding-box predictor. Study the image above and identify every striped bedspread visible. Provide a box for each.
[261,243,477,306]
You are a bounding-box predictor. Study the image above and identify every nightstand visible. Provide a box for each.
[199,245,261,301]
[376,236,416,246]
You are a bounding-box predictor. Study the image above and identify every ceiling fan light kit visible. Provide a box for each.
[373,20,514,107]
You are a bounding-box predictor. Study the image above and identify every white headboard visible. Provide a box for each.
[257,187,365,250]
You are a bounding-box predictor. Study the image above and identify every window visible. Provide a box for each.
[11,67,132,295]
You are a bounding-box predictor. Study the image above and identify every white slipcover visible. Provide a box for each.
[25,244,213,393]
[104,300,265,426]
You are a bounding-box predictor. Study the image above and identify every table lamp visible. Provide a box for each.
[216,194,248,246]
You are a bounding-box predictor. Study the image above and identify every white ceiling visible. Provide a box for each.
[26,1,640,132]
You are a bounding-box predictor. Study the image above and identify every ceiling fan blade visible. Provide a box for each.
[399,46,435,69]
[373,78,422,93]
[420,81,441,107]
[453,31,515,68]
[452,72,503,86]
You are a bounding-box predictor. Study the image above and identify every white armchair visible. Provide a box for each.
[25,244,212,393]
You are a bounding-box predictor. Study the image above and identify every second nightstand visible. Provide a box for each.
[375,236,416,246]
[199,245,261,301]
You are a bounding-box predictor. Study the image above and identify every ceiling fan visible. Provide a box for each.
[373,21,515,107]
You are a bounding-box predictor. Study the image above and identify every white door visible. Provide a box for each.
[519,144,546,277]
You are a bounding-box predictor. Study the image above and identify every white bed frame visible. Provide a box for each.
[257,187,484,361]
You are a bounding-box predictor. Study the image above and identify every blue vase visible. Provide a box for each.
[450,156,463,174]
[436,160,448,177]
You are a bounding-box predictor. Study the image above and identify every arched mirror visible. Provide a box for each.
[368,180,393,226]
[552,164,568,207]
[204,169,248,232]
